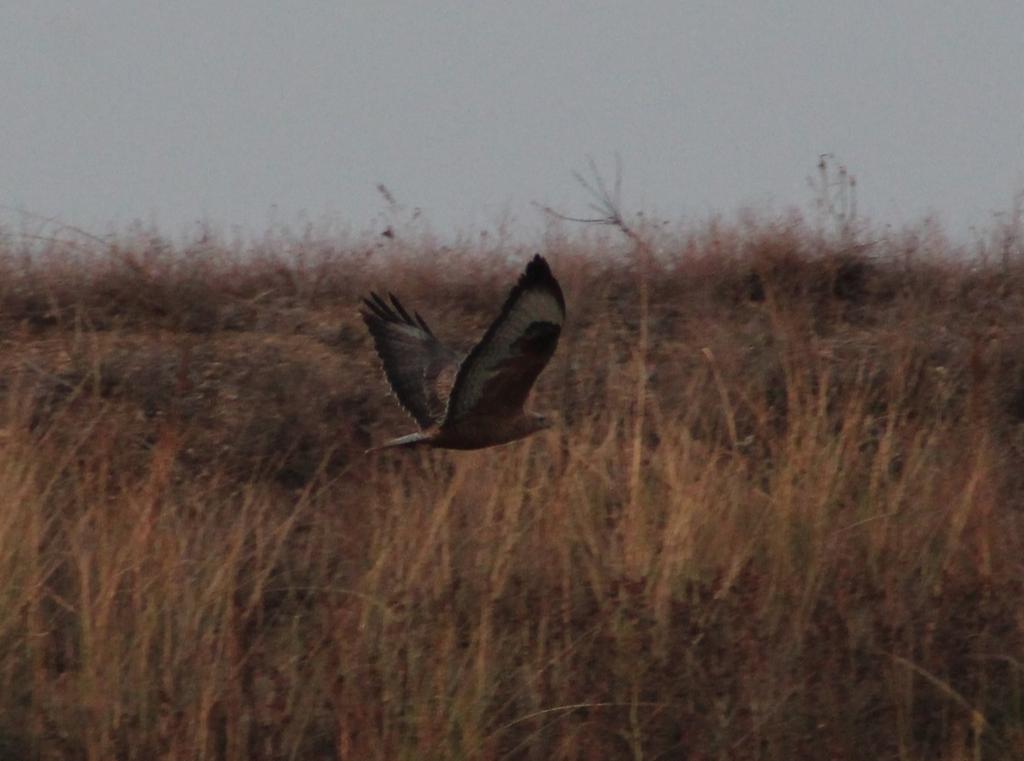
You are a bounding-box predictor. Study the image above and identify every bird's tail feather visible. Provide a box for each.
[365,431,430,453]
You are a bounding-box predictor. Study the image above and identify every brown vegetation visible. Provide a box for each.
[1,213,1023,760]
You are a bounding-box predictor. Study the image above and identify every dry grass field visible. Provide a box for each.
[1,209,1023,760]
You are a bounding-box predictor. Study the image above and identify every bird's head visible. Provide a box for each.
[530,412,558,431]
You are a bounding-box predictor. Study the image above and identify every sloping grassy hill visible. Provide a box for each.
[1,218,1022,759]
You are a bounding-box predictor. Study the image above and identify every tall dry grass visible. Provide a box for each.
[0,213,1023,760]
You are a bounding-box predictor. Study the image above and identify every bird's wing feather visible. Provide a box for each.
[443,254,565,425]
[361,292,460,428]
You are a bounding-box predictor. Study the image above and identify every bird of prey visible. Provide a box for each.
[361,254,565,451]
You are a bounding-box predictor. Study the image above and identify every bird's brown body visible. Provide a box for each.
[360,254,565,451]
[426,414,550,450]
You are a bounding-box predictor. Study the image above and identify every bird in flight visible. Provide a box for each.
[361,254,565,451]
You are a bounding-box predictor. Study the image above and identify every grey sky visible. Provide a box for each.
[3,1,1023,239]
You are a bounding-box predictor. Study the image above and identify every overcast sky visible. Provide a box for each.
[3,1,1023,239]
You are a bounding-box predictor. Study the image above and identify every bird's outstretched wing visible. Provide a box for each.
[361,293,460,428]
[443,254,565,425]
